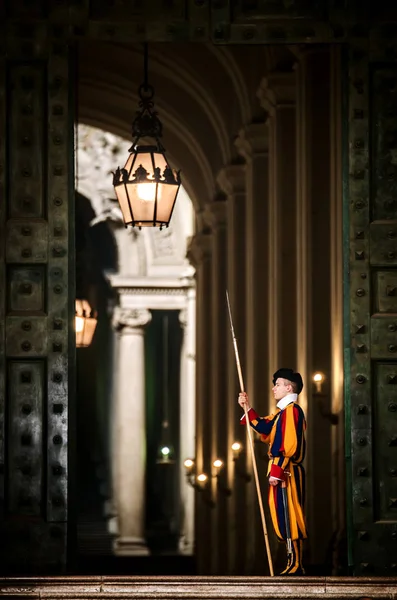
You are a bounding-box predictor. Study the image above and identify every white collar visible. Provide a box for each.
[276,393,298,410]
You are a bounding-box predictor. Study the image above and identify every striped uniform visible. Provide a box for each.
[242,403,307,543]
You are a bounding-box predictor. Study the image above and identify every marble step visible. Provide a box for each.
[0,576,396,599]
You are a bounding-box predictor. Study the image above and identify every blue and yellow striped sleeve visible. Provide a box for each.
[240,408,279,439]
[269,404,305,480]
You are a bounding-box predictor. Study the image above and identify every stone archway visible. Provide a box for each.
[76,123,196,558]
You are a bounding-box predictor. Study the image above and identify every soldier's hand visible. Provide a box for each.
[269,476,279,487]
[238,392,251,411]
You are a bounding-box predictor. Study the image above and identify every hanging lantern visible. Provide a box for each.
[75,299,97,348]
[112,44,181,230]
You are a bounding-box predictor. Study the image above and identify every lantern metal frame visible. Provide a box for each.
[113,44,181,230]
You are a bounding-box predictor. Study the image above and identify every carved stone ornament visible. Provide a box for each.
[186,233,212,268]
[235,122,269,161]
[151,226,175,259]
[257,72,296,112]
[203,199,227,231]
[217,164,246,195]
[112,307,152,332]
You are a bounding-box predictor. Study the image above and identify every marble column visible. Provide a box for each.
[112,306,152,556]
[107,312,122,537]
[178,281,196,556]
[217,165,248,575]
[186,231,213,574]
[294,47,333,569]
[204,199,228,574]
[235,123,271,574]
[258,71,297,370]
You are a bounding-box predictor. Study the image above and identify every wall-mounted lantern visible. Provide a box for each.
[75,299,97,348]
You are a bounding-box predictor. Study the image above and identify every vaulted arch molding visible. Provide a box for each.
[77,69,216,179]
[216,45,297,125]
[134,45,231,164]
[205,44,251,125]
[78,41,232,178]
[105,41,249,162]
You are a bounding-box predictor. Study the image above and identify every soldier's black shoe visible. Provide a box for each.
[284,567,305,576]
[280,540,305,575]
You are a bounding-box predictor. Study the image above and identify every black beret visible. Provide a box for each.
[273,368,304,395]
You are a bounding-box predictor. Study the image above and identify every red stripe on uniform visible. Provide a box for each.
[294,404,299,427]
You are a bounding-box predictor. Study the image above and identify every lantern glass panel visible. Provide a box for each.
[152,152,167,175]
[136,182,157,202]
[76,315,85,333]
[75,299,97,347]
[125,182,156,224]
[129,149,155,180]
[123,153,136,176]
[115,182,132,224]
[76,320,85,347]
[156,182,179,223]
[82,317,97,347]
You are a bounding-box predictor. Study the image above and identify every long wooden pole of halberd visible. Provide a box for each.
[226,291,274,577]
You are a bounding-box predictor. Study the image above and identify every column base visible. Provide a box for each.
[178,534,194,556]
[113,536,150,556]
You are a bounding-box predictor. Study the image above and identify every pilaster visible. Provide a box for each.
[258,71,297,372]
[204,199,228,574]
[186,231,213,574]
[217,164,248,575]
[235,123,271,574]
[234,123,270,414]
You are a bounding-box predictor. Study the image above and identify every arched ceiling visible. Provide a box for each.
[78,40,294,212]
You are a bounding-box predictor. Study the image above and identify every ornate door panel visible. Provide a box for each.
[347,34,397,575]
[209,0,349,44]
[0,7,74,572]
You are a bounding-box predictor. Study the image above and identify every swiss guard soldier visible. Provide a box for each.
[238,368,307,575]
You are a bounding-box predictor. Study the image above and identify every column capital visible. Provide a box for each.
[186,232,212,268]
[257,72,296,112]
[203,199,227,231]
[112,307,152,332]
[217,164,246,196]
[234,122,269,162]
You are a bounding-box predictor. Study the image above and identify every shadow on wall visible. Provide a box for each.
[75,192,118,562]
